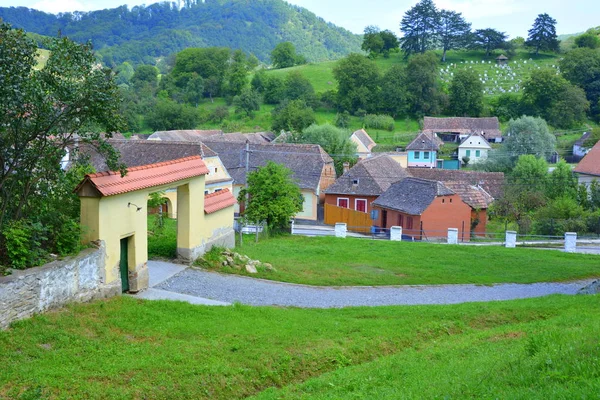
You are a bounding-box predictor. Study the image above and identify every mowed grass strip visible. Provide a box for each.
[222,235,600,286]
[1,295,599,399]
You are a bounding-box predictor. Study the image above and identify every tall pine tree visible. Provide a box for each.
[438,10,471,62]
[526,13,559,54]
[399,0,440,57]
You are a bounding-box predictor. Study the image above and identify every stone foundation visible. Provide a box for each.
[0,242,115,330]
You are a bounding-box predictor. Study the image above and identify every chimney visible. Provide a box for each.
[343,162,350,174]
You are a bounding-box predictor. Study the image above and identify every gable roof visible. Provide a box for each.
[408,168,504,199]
[75,156,209,197]
[351,129,376,151]
[149,130,275,144]
[574,132,591,147]
[373,177,454,215]
[324,155,411,196]
[204,189,237,214]
[79,139,217,172]
[574,141,600,177]
[406,132,443,151]
[201,141,333,192]
[423,117,502,139]
[442,182,494,210]
[459,133,492,149]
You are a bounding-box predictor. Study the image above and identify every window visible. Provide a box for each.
[423,151,430,159]
[407,216,414,230]
[215,167,218,173]
[352,178,360,185]
[466,150,471,157]
[475,150,481,157]
[414,151,420,159]
[450,198,453,203]
[355,199,367,213]
[442,198,445,203]
[337,198,349,208]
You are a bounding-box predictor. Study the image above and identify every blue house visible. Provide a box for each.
[406,132,442,168]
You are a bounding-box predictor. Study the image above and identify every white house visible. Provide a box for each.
[350,129,376,159]
[458,134,491,164]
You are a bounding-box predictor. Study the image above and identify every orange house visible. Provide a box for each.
[372,177,472,241]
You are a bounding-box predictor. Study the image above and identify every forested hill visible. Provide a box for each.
[0,0,362,67]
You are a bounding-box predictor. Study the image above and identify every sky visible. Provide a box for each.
[0,0,598,38]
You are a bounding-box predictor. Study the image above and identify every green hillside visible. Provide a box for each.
[0,0,362,67]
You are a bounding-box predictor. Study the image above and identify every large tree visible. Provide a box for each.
[270,42,305,69]
[271,99,316,133]
[171,47,230,97]
[399,0,440,57]
[404,52,441,116]
[525,13,559,54]
[361,26,384,58]
[471,28,507,57]
[438,10,471,62]
[448,69,483,116]
[380,65,408,118]
[504,116,556,161]
[0,22,125,265]
[560,48,600,121]
[332,53,381,114]
[237,162,303,230]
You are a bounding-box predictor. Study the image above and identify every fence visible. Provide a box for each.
[324,204,371,234]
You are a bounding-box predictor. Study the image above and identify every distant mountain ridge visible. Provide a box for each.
[0,0,362,67]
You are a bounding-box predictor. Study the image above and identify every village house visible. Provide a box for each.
[422,116,503,143]
[350,129,377,159]
[372,177,472,241]
[149,129,276,144]
[458,133,492,165]
[573,132,592,160]
[406,132,442,168]
[574,140,600,188]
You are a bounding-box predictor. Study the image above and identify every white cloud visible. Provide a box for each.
[31,0,91,13]
[435,0,526,19]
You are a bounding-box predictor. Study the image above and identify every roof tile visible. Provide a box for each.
[204,188,237,214]
[574,141,600,177]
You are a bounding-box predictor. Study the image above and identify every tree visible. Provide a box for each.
[574,33,600,49]
[380,65,408,118]
[171,47,230,98]
[233,88,261,117]
[285,123,357,175]
[332,53,381,114]
[404,52,441,116]
[504,116,556,161]
[379,30,400,58]
[146,98,199,131]
[0,23,125,265]
[546,159,577,200]
[448,68,483,116]
[471,28,507,57]
[400,0,440,57]
[237,161,303,230]
[271,100,316,133]
[284,71,316,105]
[131,64,159,89]
[270,42,305,69]
[547,84,589,129]
[361,26,384,58]
[438,10,471,62]
[560,48,600,121]
[224,49,249,97]
[525,13,559,54]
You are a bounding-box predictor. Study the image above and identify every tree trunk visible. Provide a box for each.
[442,48,447,62]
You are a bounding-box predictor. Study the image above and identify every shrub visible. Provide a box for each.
[2,220,47,269]
[364,114,395,131]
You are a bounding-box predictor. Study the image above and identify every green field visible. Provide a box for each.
[1,295,599,399]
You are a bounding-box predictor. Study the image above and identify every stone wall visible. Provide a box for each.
[0,242,118,330]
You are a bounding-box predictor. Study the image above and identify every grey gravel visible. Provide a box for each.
[155,266,597,308]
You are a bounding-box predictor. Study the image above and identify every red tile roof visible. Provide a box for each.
[204,188,237,214]
[76,156,209,197]
[574,141,600,177]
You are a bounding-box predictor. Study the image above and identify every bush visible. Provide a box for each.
[2,220,47,269]
[210,106,229,123]
[364,114,395,131]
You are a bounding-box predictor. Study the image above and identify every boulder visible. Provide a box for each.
[245,264,258,274]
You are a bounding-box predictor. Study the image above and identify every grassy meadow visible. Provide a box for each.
[1,295,599,399]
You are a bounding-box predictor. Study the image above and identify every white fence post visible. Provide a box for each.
[335,223,347,238]
[564,232,577,253]
[390,226,402,241]
[447,228,458,244]
[505,231,517,248]
[290,219,295,235]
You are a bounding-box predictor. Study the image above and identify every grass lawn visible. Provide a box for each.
[1,295,599,399]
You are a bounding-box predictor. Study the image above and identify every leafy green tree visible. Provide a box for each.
[224,49,249,97]
[238,161,303,230]
[438,10,471,62]
[333,53,381,114]
[574,33,600,49]
[547,84,589,128]
[405,52,441,116]
[146,98,199,131]
[270,42,305,69]
[233,88,261,117]
[172,47,230,97]
[287,124,357,175]
[115,62,135,86]
[560,48,600,121]
[489,93,523,122]
[399,0,440,57]
[504,116,556,160]
[271,100,316,133]
[379,30,400,58]
[471,28,507,57]
[546,159,577,200]
[131,64,159,89]
[0,22,125,265]
[183,73,204,107]
[380,65,408,118]
[284,71,316,105]
[448,68,483,116]
[525,13,560,54]
[361,26,384,58]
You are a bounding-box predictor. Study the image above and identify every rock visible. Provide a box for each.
[263,263,275,272]
[221,260,228,267]
[245,264,258,274]
[226,256,234,265]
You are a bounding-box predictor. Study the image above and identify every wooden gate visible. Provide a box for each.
[324,203,371,233]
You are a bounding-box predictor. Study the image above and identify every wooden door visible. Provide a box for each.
[120,238,130,293]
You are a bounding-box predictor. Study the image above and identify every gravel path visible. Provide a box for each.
[155,266,597,308]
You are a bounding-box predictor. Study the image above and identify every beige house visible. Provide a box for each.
[350,129,376,159]
[574,141,600,188]
[458,133,492,164]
